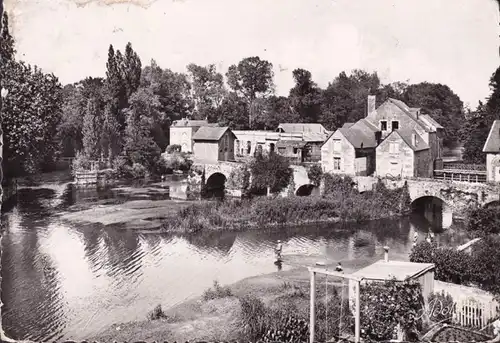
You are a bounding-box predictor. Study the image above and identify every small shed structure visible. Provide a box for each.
[192,126,236,163]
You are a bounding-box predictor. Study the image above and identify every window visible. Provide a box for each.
[278,147,286,154]
[391,121,399,131]
[235,140,240,153]
[389,142,399,154]
[380,120,387,131]
[270,143,275,153]
[247,141,252,154]
[256,144,263,156]
[333,157,341,170]
[333,139,342,152]
[293,147,298,154]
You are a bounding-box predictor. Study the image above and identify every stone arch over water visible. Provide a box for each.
[411,196,453,229]
[205,172,227,198]
[295,184,320,196]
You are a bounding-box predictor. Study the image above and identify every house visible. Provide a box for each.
[276,123,329,136]
[192,126,236,163]
[483,120,500,182]
[375,128,430,178]
[366,96,444,177]
[275,140,309,164]
[232,130,280,160]
[348,248,435,307]
[321,118,380,175]
[169,118,217,153]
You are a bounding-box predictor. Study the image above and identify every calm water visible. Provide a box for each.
[1,180,470,342]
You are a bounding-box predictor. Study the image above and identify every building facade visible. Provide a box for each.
[483,120,500,182]
[192,127,236,163]
[170,119,216,153]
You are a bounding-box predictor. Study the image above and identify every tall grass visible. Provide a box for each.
[202,280,233,301]
[162,177,409,234]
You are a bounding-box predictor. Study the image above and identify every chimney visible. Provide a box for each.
[367,95,376,116]
[412,133,417,147]
[383,246,390,262]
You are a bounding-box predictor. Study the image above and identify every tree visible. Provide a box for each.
[307,164,323,187]
[463,66,500,163]
[289,68,322,123]
[215,92,249,129]
[123,42,142,98]
[248,152,293,194]
[1,12,15,62]
[123,88,162,171]
[226,56,274,101]
[187,63,227,119]
[465,206,500,238]
[250,96,298,130]
[82,98,102,160]
[320,70,381,130]
[2,60,63,176]
[402,82,464,147]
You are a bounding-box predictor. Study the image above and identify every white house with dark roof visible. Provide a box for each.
[321,118,381,175]
[483,120,500,182]
[169,118,218,153]
[192,126,236,163]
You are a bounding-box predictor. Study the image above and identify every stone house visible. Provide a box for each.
[366,97,444,176]
[321,119,380,175]
[483,120,500,182]
[192,127,236,163]
[375,128,431,178]
[169,119,217,153]
[233,130,280,160]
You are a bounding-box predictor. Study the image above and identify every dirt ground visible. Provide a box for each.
[89,255,360,342]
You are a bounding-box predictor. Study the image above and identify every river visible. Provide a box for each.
[1,177,470,342]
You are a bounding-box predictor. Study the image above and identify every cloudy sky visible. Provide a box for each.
[4,0,500,108]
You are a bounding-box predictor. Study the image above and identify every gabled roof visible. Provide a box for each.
[277,123,327,134]
[171,119,216,128]
[382,129,429,152]
[342,122,355,129]
[419,114,444,130]
[351,260,435,281]
[302,132,329,142]
[192,126,233,141]
[276,140,308,148]
[386,98,435,133]
[483,120,500,153]
[335,118,380,149]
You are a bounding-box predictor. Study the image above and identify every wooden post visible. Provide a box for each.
[355,280,361,343]
[309,270,316,343]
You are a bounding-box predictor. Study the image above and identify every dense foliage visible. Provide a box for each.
[360,279,424,341]
[307,164,323,187]
[465,206,500,237]
[248,152,293,194]
[410,237,500,297]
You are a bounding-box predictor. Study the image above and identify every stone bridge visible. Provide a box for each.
[354,176,500,223]
[194,161,500,222]
[194,161,319,196]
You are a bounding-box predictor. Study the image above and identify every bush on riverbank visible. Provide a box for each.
[163,175,411,233]
[203,281,233,301]
[410,237,500,297]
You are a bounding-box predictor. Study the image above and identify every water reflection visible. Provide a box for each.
[1,183,471,342]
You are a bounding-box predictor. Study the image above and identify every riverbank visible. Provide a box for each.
[89,254,364,342]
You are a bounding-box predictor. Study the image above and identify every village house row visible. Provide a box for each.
[170,95,500,182]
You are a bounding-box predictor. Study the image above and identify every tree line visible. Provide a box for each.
[0,11,498,178]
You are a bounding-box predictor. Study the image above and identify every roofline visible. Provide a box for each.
[387,98,430,132]
[482,120,499,153]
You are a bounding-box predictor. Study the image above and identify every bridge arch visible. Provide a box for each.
[483,200,500,209]
[411,195,453,229]
[204,172,227,198]
[295,184,320,196]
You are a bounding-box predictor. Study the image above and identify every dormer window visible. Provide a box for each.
[380,120,387,131]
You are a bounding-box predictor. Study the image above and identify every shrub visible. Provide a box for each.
[307,164,323,187]
[360,279,424,341]
[165,144,182,154]
[72,151,91,174]
[147,304,168,321]
[249,152,293,194]
[410,241,473,285]
[470,236,500,296]
[465,206,500,238]
[130,163,148,179]
[202,280,233,301]
[162,151,193,172]
[238,295,269,341]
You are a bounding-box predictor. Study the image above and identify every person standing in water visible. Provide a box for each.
[275,240,283,261]
[335,262,343,272]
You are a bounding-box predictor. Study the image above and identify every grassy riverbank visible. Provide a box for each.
[89,256,360,342]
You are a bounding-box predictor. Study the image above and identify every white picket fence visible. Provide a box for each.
[434,280,499,329]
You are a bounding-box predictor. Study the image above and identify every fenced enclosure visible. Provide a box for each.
[434,280,500,329]
[308,267,361,343]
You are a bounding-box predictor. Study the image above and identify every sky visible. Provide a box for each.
[4,0,500,108]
